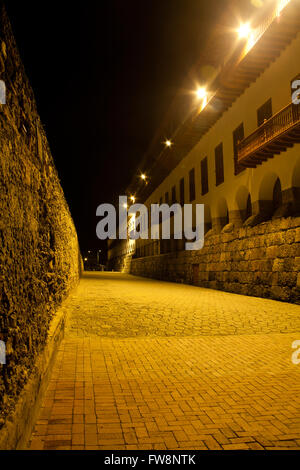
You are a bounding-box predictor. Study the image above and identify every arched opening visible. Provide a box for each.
[292,157,300,188]
[292,157,300,215]
[236,186,252,223]
[245,194,252,220]
[204,205,212,234]
[272,178,282,215]
[216,198,229,230]
[258,172,281,220]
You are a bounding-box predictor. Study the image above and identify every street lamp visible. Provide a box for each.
[196,87,207,100]
[237,23,252,39]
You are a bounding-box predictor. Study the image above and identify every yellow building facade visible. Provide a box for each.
[108,0,300,303]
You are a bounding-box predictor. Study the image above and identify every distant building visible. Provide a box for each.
[108,0,300,303]
[83,250,105,271]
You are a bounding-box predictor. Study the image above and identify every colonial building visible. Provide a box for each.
[108,0,300,303]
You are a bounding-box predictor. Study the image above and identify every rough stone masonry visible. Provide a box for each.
[129,218,300,303]
[109,218,300,304]
[0,3,81,432]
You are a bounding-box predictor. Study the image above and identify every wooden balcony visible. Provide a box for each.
[238,102,300,167]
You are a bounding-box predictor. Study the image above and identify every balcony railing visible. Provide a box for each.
[237,101,300,165]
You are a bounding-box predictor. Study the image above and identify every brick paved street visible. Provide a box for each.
[29,273,300,450]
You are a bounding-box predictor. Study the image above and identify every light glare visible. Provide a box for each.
[238,23,251,39]
[196,87,207,100]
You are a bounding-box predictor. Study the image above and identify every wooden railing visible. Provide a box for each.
[238,101,300,162]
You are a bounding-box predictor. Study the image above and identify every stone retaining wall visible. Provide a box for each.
[112,217,300,303]
[0,4,81,438]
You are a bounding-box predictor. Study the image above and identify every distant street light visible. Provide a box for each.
[196,87,207,100]
[237,23,252,39]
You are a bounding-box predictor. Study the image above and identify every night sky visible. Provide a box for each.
[5,0,256,254]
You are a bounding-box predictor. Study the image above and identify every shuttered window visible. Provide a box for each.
[215,143,224,186]
[179,177,184,206]
[201,157,209,195]
[257,98,272,127]
[189,168,195,201]
[171,186,176,204]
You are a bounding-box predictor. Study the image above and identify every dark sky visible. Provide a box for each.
[5,0,255,252]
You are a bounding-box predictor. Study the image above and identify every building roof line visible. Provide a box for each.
[128,0,300,203]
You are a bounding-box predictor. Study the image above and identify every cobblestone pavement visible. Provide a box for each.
[29,272,300,450]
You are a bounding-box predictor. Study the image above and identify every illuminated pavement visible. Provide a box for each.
[29,272,300,450]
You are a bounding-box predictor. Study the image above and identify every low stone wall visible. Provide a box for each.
[126,217,300,303]
[0,4,81,440]
[0,298,69,450]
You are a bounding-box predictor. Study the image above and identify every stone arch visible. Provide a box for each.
[292,157,300,188]
[217,197,229,218]
[291,157,300,215]
[215,197,229,231]
[204,205,212,234]
[235,185,252,223]
[257,172,282,219]
[258,172,280,201]
[272,177,282,215]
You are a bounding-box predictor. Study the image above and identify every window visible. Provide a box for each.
[257,98,272,127]
[165,192,169,204]
[215,143,224,186]
[171,186,176,204]
[201,157,209,195]
[233,123,245,175]
[189,168,195,201]
[179,177,184,206]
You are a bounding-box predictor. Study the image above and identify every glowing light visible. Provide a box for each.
[237,23,252,39]
[141,174,146,180]
[123,203,128,209]
[130,196,136,203]
[196,87,207,100]
[165,139,172,148]
[84,258,88,261]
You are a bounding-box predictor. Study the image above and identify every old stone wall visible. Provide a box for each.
[111,217,300,303]
[0,5,81,429]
